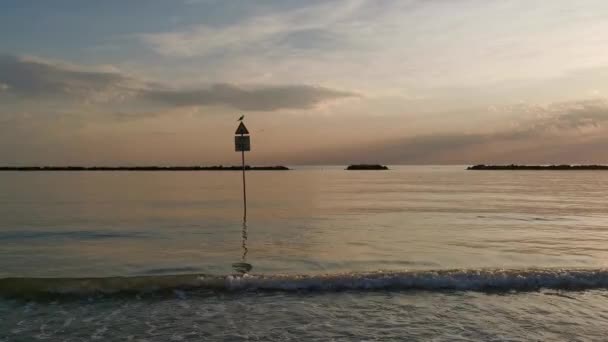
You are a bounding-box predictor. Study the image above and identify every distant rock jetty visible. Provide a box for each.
[0,166,290,171]
[467,164,608,170]
[346,164,389,170]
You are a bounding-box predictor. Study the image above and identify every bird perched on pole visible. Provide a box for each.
[237,115,244,121]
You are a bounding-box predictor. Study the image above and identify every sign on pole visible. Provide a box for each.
[233,119,253,274]
[235,120,250,222]
[235,136,250,152]
[235,122,249,135]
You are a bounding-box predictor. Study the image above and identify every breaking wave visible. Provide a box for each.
[2,268,608,298]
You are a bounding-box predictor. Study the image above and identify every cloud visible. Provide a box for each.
[492,99,608,137]
[292,98,608,164]
[0,54,356,111]
[137,0,369,58]
[141,83,357,111]
[134,0,608,97]
[0,54,134,100]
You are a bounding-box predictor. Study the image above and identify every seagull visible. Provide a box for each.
[237,115,244,121]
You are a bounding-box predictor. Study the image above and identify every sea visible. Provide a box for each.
[1,165,608,341]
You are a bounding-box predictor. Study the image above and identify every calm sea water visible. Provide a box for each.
[1,166,608,340]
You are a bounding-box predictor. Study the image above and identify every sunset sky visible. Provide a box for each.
[1,0,608,165]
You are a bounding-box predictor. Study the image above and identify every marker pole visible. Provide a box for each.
[241,133,247,222]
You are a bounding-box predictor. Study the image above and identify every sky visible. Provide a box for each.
[1,0,608,165]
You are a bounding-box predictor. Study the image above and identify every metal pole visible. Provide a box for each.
[241,133,247,222]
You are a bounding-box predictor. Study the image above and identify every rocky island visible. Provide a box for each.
[346,164,389,170]
[0,166,290,171]
[467,164,608,170]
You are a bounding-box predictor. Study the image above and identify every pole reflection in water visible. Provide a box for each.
[232,220,252,274]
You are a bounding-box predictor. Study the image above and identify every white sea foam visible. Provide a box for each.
[223,268,608,292]
[2,268,608,298]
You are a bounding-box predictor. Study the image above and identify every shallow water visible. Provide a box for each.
[1,166,608,340]
[2,291,608,341]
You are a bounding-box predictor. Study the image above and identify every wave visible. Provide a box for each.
[2,268,608,298]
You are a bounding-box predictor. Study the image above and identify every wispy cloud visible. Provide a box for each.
[138,0,365,58]
[135,0,608,95]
